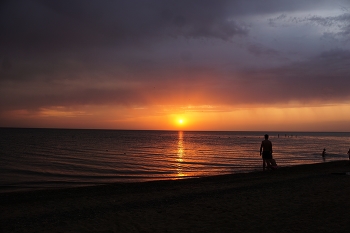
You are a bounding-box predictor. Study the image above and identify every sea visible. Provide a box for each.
[1,128,349,193]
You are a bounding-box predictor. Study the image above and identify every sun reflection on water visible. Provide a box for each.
[176,131,185,177]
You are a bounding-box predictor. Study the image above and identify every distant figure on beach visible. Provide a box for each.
[347,148,350,160]
[260,134,273,170]
[322,148,326,162]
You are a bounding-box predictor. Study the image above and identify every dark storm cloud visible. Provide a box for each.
[268,11,350,41]
[3,87,148,111]
[11,48,348,109]
[312,14,350,40]
[1,0,350,114]
[3,0,339,52]
[0,0,248,53]
[0,0,249,84]
[230,49,350,105]
[247,43,280,57]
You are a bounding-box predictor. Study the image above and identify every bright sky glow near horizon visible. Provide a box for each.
[1,0,350,131]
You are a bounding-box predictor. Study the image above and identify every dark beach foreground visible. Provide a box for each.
[1,161,350,233]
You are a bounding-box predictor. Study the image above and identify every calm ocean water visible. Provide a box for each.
[1,128,349,193]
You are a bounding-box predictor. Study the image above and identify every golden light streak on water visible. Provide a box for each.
[176,131,185,177]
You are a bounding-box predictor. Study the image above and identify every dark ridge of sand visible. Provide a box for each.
[1,161,350,233]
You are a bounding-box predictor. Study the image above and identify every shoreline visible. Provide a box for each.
[0,160,343,195]
[1,160,350,232]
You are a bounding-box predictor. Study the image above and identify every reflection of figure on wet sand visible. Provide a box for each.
[322,148,326,162]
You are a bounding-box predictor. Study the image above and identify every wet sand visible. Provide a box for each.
[1,160,350,233]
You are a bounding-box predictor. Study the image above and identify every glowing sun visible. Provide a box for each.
[178,119,184,124]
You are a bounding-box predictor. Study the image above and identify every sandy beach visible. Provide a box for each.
[1,160,350,233]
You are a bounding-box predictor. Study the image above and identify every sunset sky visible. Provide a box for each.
[1,0,350,131]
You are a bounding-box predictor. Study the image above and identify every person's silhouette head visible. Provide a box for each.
[264,134,269,139]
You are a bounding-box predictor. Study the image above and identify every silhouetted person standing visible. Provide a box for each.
[260,134,273,171]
